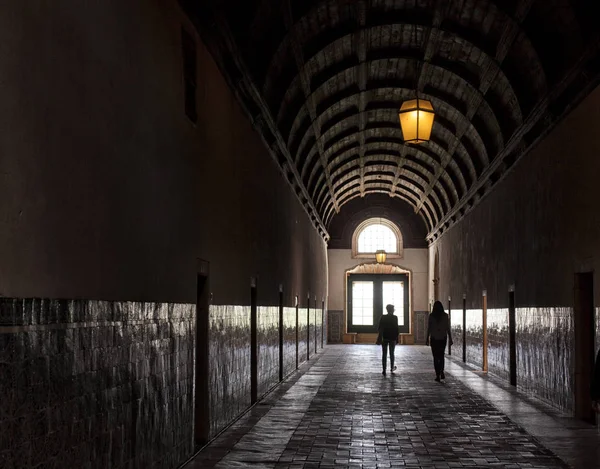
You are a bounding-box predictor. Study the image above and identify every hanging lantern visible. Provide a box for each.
[375,250,387,264]
[398,98,435,144]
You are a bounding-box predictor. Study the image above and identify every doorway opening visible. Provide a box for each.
[347,273,409,334]
[574,271,595,423]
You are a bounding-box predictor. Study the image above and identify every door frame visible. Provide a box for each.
[343,263,413,336]
[347,273,410,333]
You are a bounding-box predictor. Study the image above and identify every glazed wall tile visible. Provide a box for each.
[0,298,195,469]
[516,307,573,410]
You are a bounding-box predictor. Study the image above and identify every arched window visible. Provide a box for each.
[351,218,403,259]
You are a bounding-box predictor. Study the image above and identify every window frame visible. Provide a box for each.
[351,218,403,259]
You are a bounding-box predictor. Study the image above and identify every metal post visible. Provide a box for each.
[321,299,325,348]
[314,296,318,353]
[482,289,488,372]
[295,295,299,369]
[278,284,284,382]
[250,277,258,404]
[447,296,452,356]
[462,294,466,363]
[508,285,516,386]
[307,293,310,361]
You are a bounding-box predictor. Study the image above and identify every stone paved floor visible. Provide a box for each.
[185,345,600,468]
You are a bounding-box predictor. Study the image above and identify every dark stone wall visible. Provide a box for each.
[0,298,195,469]
[0,0,328,307]
[327,194,428,249]
[0,1,328,467]
[432,84,600,410]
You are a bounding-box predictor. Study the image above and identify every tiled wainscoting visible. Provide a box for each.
[413,311,429,344]
[0,298,195,469]
[448,306,583,412]
[327,310,343,343]
[207,303,325,440]
[0,298,326,468]
[208,305,252,438]
[282,307,297,376]
[516,307,573,411]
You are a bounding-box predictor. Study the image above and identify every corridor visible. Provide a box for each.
[187,345,599,468]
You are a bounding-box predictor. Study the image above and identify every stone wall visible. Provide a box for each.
[0,298,194,469]
[432,84,600,411]
[0,0,328,467]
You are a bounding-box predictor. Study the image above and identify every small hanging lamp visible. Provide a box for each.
[398,97,435,144]
[375,250,387,264]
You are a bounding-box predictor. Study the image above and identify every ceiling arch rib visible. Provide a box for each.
[329,155,435,196]
[261,0,541,109]
[309,115,479,189]
[324,184,438,232]
[309,138,466,216]
[183,0,600,242]
[324,181,436,230]
[323,131,455,212]
[321,134,462,199]
[281,0,341,215]
[311,150,458,215]
[331,164,431,203]
[259,1,538,225]
[329,162,446,222]
[323,168,443,227]
[304,99,483,188]
[414,0,536,213]
[292,88,489,189]
[280,58,508,156]
[268,22,536,136]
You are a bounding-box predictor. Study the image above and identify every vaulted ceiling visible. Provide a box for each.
[181,0,600,243]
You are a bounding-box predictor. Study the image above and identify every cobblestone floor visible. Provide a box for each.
[186,345,598,468]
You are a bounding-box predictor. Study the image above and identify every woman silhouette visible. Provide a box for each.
[425,301,453,382]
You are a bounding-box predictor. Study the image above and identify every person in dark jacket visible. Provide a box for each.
[377,304,399,376]
[592,348,600,413]
[425,300,453,382]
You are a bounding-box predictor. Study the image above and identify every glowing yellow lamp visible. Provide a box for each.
[398,98,435,144]
[375,250,387,264]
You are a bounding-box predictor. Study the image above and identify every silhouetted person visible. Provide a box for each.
[592,348,600,413]
[377,304,399,376]
[426,300,453,382]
